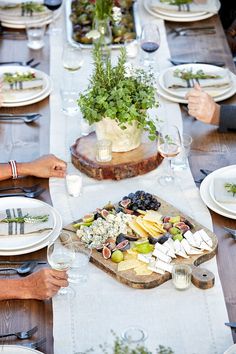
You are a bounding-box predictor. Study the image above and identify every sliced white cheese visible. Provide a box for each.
[184,230,197,248]
[181,239,203,255]
[174,240,189,259]
[153,249,172,263]
[164,238,177,258]
[147,265,165,275]
[155,260,173,273]
[192,231,202,248]
[198,229,213,248]
[137,253,152,264]
[154,242,169,255]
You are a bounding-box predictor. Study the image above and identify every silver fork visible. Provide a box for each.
[0,326,38,339]
[20,337,46,349]
[0,184,41,193]
[223,226,236,239]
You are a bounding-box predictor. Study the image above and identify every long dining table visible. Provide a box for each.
[0,8,236,354]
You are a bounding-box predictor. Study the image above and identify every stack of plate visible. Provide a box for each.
[0,346,43,354]
[200,165,236,220]
[0,197,62,256]
[1,66,52,107]
[143,0,220,22]
[157,64,236,104]
[0,2,60,29]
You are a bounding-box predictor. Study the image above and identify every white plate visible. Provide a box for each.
[0,345,43,354]
[0,201,56,251]
[209,168,236,214]
[1,83,52,107]
[200,166,236,220]
[1,66,51,104]
[224,344,236,354]
[157,71,236,104]
[156,8,206,18]
[0,197,62,256]
[143,0,215,22]
[159,64,232,99]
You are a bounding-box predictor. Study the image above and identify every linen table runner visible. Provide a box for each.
[49,2,233,353]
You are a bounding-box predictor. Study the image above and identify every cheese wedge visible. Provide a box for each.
[198,229,213,248]
[137,253,152,264]
[134,264,153,276]
[155,260,173,273]
[147,265,165,275]
[153,249,172,263]
[184,230,198,248]
[128,219,149,238]
[163,238,176,258]
[181,239,203,255]
[174,240,189,259]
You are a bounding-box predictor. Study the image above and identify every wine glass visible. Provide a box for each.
[44,0,63,33]
[140,23,160,68]
[62,43,84,72]
[157,125,182,185]
[47,232,75,297]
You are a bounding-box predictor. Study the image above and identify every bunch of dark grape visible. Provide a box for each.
[120,190,161,211]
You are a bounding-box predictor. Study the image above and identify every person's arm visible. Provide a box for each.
[0,269,68,300]
[218,105,236,132]
[0,154,67,181]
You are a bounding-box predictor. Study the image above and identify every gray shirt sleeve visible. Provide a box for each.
[218,105,236,132]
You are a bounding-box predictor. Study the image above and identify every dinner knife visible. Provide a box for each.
[225,322,236,329]
[0,260,47,265]
[169,59,225,67]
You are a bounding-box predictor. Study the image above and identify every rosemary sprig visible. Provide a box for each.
[224,183,236,197]
[0,214,49,223]
[160,0,192,5]
[174,69,221,81]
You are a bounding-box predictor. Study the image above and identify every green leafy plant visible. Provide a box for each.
[0,214,49,223]
[95,0,113,20]
[224,183,236,197]
[174,69,221,81]
[78,46,159,141]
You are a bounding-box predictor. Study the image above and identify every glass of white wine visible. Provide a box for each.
[47,232,75,297]
[157,125,182,185]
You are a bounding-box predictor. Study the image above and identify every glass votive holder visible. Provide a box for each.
[121,327,148,349]
[66,174,82,197]
[172,264,192,290]
[96,139,112,162]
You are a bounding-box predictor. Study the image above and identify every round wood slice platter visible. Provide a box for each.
[70,132,163,180]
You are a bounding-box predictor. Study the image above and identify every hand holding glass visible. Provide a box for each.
[47,233,75,296]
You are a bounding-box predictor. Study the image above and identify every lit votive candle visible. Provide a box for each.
[66,174,82,197]
[96,139,112,162]
[172,264,192,290]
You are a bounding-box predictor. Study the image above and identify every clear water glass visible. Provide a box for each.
[66,174,83,197]
[172,264,192,290]
[68,242,92,284]
[171,133,193,171]
[62,43,84,72]
[26,22,46,50]
[60,89,79,115]
[121,327,148,349]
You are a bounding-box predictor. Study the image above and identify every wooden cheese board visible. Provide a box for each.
[64,195,218,289]
[70,132,163,180]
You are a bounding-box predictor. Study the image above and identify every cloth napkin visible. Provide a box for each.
[149,0,220,14]
[214,178,236,203]
[0,207,53,236]
[163,68,232,95]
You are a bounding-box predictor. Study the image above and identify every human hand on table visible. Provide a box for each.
[24,154,67,178]
[24,268,68,300]
[186,83,220,125]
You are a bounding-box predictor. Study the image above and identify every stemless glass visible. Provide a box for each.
[140,23,160,67]
[47,232,75,297]
[157,125,181,185]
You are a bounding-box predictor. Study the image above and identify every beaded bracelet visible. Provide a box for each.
[8,160,18,179]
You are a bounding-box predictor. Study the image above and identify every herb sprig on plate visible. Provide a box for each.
[224,183,236,197]
[0,214,49,223]
[174,69,221,81]
[160,0,192,5]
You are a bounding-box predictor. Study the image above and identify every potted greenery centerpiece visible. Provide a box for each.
[78,46,158,152]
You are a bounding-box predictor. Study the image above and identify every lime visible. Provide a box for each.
[134,243,154,254]
[111,250,124,263]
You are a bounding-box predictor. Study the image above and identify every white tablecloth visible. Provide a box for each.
[49,2,233,353]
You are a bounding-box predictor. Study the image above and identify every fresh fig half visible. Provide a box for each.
[102,246,111,259]
[115,240,130,251]
[101,209,109,219]
[120,198,131,208]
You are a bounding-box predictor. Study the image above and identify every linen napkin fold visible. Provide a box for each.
[149,0,220,14]
[214,178,236,204]
[0,207,54,236]
[163,68,231,95]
